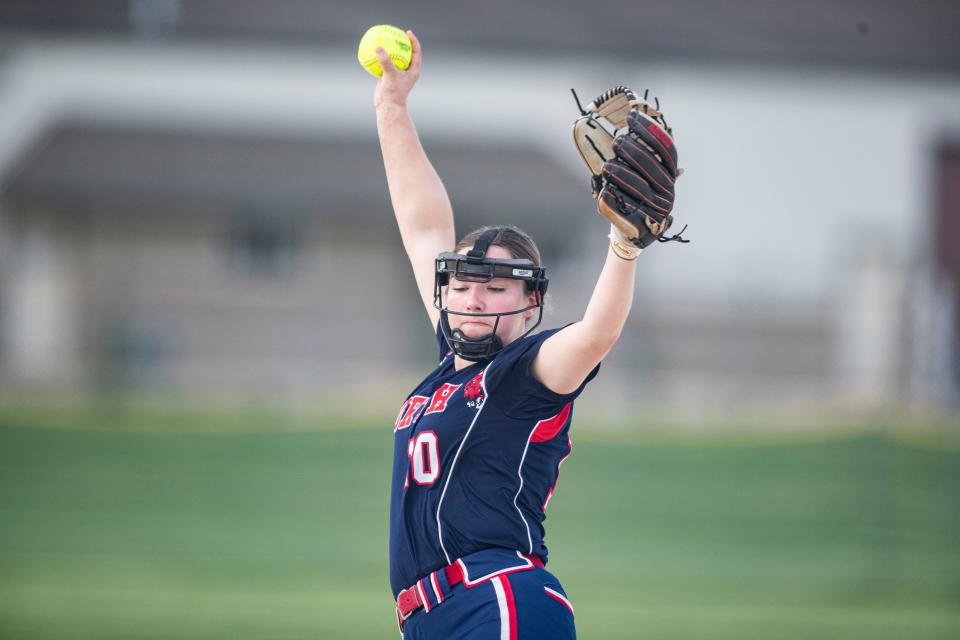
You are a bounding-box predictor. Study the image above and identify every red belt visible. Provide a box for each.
[396,553,544,622]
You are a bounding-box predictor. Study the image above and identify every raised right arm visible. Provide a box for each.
[374,31,455,329]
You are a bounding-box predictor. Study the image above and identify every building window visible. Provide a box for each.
[226,216,299,279]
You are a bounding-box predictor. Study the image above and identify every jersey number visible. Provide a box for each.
[407,431,440,486]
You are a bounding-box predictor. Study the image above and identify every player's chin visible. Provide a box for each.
[456,321,493,338]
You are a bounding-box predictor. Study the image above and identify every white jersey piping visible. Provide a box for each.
[513,422,539,554]
[434,363,492,564]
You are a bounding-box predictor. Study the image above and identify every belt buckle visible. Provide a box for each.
[396,586,419,621]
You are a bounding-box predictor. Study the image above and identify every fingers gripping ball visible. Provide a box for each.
[358,25,412,77]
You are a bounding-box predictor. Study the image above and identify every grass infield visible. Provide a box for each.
[0,418,958,638]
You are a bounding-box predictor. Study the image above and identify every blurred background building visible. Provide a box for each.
[0,0,958,422]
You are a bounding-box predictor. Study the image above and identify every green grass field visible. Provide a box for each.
[1,417,958,638]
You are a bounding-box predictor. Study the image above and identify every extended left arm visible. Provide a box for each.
[531,244,636,394]
[533,85,682,394]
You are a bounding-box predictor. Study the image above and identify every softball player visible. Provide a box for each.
[374,32,646,639]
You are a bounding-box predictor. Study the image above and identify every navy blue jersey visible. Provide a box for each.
[389,323,600,597]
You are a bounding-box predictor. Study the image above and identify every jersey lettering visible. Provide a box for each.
[425,383,462,415]
[394,398,412,431]
[411,431,440,485]
[395,395,429,431]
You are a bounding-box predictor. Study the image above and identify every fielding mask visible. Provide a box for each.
[434,228,549,362]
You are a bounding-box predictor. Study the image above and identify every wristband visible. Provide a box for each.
[608,225,642,260]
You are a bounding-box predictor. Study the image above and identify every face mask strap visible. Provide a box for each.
[466,228,500,262]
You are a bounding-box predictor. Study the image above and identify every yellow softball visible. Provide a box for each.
[358,25,412,77]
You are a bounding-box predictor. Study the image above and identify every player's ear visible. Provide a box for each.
[526,290,537,311]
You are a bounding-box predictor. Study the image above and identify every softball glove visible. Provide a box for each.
[572,85,687,258]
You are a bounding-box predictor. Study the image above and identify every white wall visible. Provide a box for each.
[3,40,959,301]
